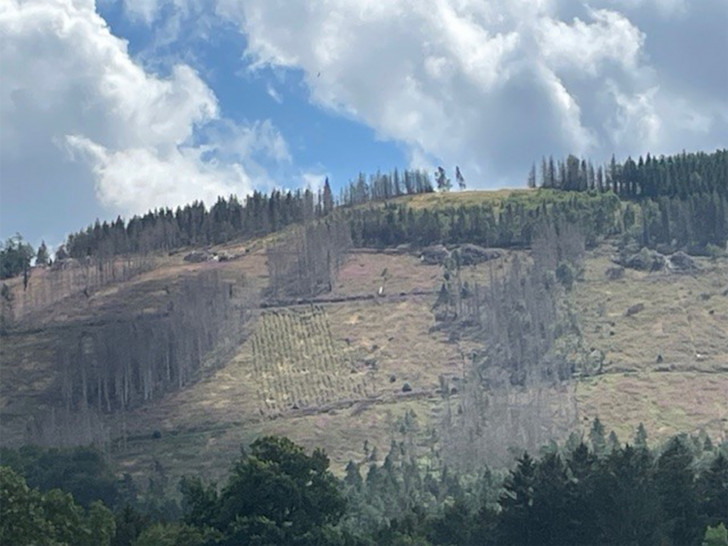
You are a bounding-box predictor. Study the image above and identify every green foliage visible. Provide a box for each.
[555,262,574,291]
[634,422,648,448]
[542,150,728,253]
[63,169,433,261]
[0,234,34,279]
[0,445,122,509]
[704,523,728,546]
[1,428,724,546]
[0,465,115,546]
[36,241,50,266]
[498,452,537,544]
[348,189,621,250]
[589,417,606,456]
[699,453,728,529]
[133,522,209,546]
[656,436,702,545]
[111,504,150,546]
[182,436,346,545]
[435,167,452,192]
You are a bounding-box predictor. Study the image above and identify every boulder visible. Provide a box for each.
[456,244,502,265]
[667,251,699,273]
[623,248,665,272]
[626,302,645,316]
[605,266,625,280]
[183,251,211,263]
[420,244,450,265]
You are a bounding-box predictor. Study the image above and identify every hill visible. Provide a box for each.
[1,150,727,493]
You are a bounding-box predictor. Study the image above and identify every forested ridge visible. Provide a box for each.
[1,427,726,545]
[60,148,728,258]
[1,150,724,281]
[349,149,727,252]
[62,168,433,261]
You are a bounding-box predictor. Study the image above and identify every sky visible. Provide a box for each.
[1,0,727,249]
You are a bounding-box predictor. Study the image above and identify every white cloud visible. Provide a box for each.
[301,172,328,194]
[65,135,251,212]
[266,83,282,103]
[214,0,726,185]
[121,0,161,24]
[3,0,725,246]
[538,9,644,76]
[0,0,288,232]
[600,0,688,18]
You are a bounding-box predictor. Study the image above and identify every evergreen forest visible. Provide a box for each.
[2,424,727,546]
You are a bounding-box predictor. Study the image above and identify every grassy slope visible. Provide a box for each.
[572,243,728,443]
[1,189,726,488]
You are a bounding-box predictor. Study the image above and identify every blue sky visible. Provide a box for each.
[98,0,408,185]
[1,0,726,249]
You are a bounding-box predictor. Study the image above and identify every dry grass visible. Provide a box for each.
[115,395,439,484]
[332,252,440,298]
[571,246,728,445]
[248,307,374,415]
[573,246,728,372]
[576,371,728,444]
[2,239,726,489]
[328,297,464,393]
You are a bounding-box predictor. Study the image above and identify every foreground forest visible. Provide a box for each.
[2,426,728,545]
[1,149,727,545]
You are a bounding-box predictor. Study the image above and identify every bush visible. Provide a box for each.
[555,263,575,291]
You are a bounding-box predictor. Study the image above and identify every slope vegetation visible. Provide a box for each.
[1,189,726,491]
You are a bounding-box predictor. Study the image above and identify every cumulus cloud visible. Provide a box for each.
[218,0,726,186]
[65,136,248,213]
[0,0,288,240]
[3,0,725,243]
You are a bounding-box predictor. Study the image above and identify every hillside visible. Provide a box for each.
[2,185,726,494]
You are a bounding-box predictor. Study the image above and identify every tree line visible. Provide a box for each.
[435,218,588,467]
[60,169,432,263]
[348,190,622,250]
[338,168,434,207]
[347,150,726,254]
[21,270,251,449]
[1,425,726,545]
[536,150,726,199]
[267,214,352,300]
[537,149,727,253]
[4,150,722,279]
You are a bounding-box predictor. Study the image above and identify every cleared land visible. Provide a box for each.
[572,244,728,442]
[1,223,726,487]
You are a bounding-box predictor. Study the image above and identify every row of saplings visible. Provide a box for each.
[1,427,727,546]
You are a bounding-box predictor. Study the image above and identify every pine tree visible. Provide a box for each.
[527,163,537,189]
[589,417,606,456]
[634,422,648,449]
[436,167,452,192]
[322,177,334,216]
[498,452,537,544]
[36,242,50,266]
[655,436,700,546]
[456,166,466,191]
[698,453,728,528]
